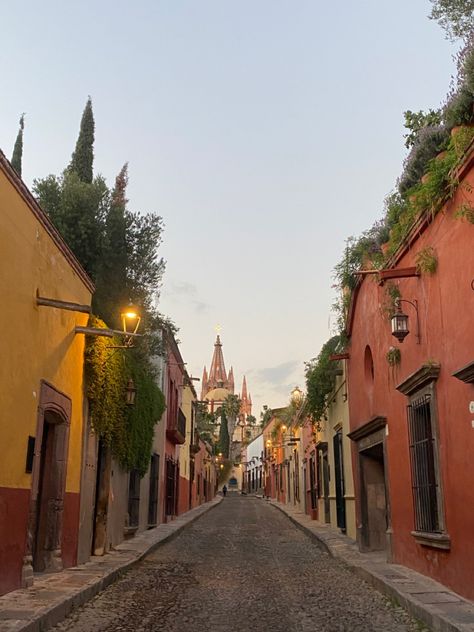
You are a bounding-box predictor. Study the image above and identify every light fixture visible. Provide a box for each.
[281,424,287,433]
[121,301,141,346]
[391,298,420,344]
[125,378,136,406]
[290,386,303,406]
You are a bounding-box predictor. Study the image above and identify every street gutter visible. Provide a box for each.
[268,499,474,632]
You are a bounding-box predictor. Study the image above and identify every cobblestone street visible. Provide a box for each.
[51,496,426,632]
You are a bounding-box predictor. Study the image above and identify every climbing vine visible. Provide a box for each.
[305,335,342,423]
[85,316,165,477]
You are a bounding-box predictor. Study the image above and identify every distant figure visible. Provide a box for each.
[222,485,227,497]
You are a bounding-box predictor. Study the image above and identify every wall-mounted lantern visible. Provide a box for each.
[125,378,136,406]
[391,298,420,344]
[290,386,303,406]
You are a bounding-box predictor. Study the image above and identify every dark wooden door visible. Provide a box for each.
[333,431,346,532]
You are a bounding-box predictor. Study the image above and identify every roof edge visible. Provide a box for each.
[0,150,95,294]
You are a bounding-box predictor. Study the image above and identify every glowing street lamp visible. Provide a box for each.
[121,302,141,336]
[290,386,303,406]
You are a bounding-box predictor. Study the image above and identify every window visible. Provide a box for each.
[407,393,441,533]
[397,362,449,549]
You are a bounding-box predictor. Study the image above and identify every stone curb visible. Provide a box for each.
[268,500,474,632]
[0,497,223,632]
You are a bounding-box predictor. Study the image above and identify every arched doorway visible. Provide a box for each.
[23,381,71,583]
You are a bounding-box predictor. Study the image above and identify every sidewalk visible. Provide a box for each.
[269,499,474,632]
[0,497,222,632]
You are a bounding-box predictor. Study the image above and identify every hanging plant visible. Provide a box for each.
[415,246,438,274]
[386,347,401,367]
[456,202,474,223]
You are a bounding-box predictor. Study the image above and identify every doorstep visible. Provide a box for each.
[0,497,222,632]
[268,500,474,632]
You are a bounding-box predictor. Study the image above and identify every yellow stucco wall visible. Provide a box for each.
[179,385,194,480]
[0,166,92,494]
[317,364,356,540]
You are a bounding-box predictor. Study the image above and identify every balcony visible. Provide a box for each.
[166,407,186,445]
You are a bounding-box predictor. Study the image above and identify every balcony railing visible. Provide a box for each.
[166,407,186,444]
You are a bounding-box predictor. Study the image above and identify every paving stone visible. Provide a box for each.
[50,497,424,632]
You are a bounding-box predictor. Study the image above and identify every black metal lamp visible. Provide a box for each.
[125,378,136,406]
[391,298,420,344]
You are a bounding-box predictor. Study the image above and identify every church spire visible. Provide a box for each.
[209,335,227,387]
[241,375,248,400]
[240,375,252,418]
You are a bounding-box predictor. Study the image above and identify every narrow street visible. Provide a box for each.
[52,497,424,632]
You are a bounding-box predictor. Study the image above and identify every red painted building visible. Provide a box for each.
[162,333,186,521]
[346,141,474,599]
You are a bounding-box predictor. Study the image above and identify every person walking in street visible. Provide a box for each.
[222,484,227,497]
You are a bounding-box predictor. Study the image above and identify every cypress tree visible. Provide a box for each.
[94,164,130,324]
[69,97,95,183]
[218,411,230,459]
[11,114,25,177]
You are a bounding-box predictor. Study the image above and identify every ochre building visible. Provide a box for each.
[0,151,93,595]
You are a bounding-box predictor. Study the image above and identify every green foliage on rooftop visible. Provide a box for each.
[332,36,474,337]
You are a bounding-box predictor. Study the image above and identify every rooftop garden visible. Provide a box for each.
[332,34,474,334]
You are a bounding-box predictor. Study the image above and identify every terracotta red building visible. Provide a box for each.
[346,140,474,599]
[162,332,186,520]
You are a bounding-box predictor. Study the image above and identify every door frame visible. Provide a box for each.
[23,381,71,584]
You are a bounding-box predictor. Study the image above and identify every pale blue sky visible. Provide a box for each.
[0,1,457,414]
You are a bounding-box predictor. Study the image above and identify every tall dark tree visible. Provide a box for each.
[218,411,230,459]
[34,99,107,280]
[94,164,130,324]
[69,97,95,183]
[34,171,108,280]
[11,114,25,177]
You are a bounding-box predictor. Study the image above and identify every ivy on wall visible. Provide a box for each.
[123,351,166,476]
[305,335,342,423]
[85,316,165,477]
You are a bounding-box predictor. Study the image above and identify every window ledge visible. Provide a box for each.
[411,531,451,550]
